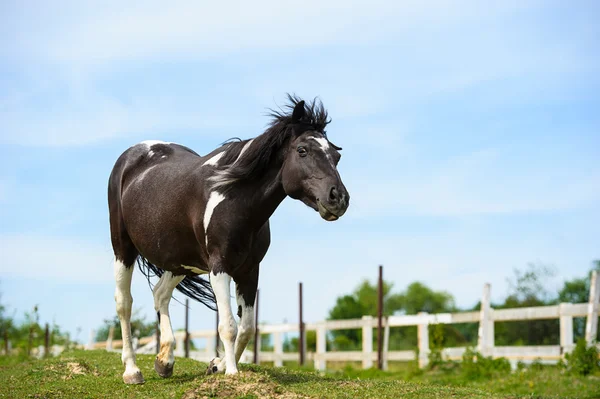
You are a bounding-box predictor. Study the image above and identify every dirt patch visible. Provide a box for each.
[45,361,98,380]
[183,372,310,399]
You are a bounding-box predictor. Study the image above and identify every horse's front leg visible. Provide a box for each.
[234,270,258,363]
[153,272,185,378]
[208,270,238,375]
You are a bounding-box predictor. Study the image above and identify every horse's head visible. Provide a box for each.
[281,100,349,221]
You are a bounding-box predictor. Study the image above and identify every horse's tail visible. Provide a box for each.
[137,257,217,311]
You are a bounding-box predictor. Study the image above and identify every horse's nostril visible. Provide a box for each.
[329,187,338,203]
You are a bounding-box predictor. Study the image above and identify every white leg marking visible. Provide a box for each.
[154,272,185,368]
[234,291,255,363]
[114,259,141,379]
[211,272,238,374]
[204,191,225,246]
[234,139,254,164]
[203,151,225,166]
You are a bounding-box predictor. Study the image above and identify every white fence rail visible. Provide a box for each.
[91,271,600,370]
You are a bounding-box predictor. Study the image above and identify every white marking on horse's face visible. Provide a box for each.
[182,265,207,274]
[203,152,225,167]
[204,191,226,246]
[310,136,330,152]
[234,139,254,164]
[309,136,335,167]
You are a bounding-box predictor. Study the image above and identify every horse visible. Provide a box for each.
[107,95,349,384]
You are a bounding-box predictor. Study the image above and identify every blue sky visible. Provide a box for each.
[1,1,599,343]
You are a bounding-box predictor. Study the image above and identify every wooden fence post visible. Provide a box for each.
[477,283,494,356]
[417,312,429,368]
[87,330,96,350]
[362,315,374,369]
[185,298,190,358]
[273,331,283,367]
[299,282,305,366]
[3,329,8,355]
[585,270,599,344]
[44,323,50,358]
[206,331,216,360]
[382,316,390,371]
[106,326,114,351]
[559,303,574,355]
[315,323,327,370]
[253,289,260,364]
[377,265,384,370]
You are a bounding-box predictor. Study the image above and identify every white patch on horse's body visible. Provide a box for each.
[182,265,207,274]
[234,139,254,164]
[210,272,238,374]
[204,191,226,246]
[114,259,142,381]
[154,272,185,367]
[203,151,225,167]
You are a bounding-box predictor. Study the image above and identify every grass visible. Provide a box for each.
[0,350,598,399]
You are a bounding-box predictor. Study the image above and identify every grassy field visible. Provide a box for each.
[0,350,598,399]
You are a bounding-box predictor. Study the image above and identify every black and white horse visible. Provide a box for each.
[108,96,349,384]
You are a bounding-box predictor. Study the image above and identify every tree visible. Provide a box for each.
[95,309,156,342]
[557,260,600,340]
[327,279,456,351]
[494,263,558,345]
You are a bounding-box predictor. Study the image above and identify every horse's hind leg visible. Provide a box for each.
[153,271,185,378]
[114,258,144,384]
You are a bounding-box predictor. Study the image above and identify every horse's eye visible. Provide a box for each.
[297,146,307,157]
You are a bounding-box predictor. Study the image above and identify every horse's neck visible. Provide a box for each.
[233,166,286,227]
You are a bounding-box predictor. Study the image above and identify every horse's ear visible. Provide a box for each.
[291,100,305,122]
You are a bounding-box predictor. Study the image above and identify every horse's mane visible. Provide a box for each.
[210,94,331,189]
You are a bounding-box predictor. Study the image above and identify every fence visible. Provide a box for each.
[90,271,600,370]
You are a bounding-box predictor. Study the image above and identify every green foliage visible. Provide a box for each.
[328,279,456,351]
[427,323,445,369]
[283,330,316,353]
[0,295,72,357]
[95,310,156,342]
[564,338,600,376]
[558,261,600,340]
[461,347,511,380]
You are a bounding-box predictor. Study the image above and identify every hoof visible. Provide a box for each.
[154,358,174,378]
[206,357,222,375]
[123,371,145,385]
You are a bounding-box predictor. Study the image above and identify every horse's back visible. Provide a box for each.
[108,141,210,266]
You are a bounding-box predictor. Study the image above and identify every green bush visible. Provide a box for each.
[461,347,511,379]
[564,338,599,376]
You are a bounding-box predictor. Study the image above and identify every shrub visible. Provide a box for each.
[461,347,510,379]
[564,338,599,376]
